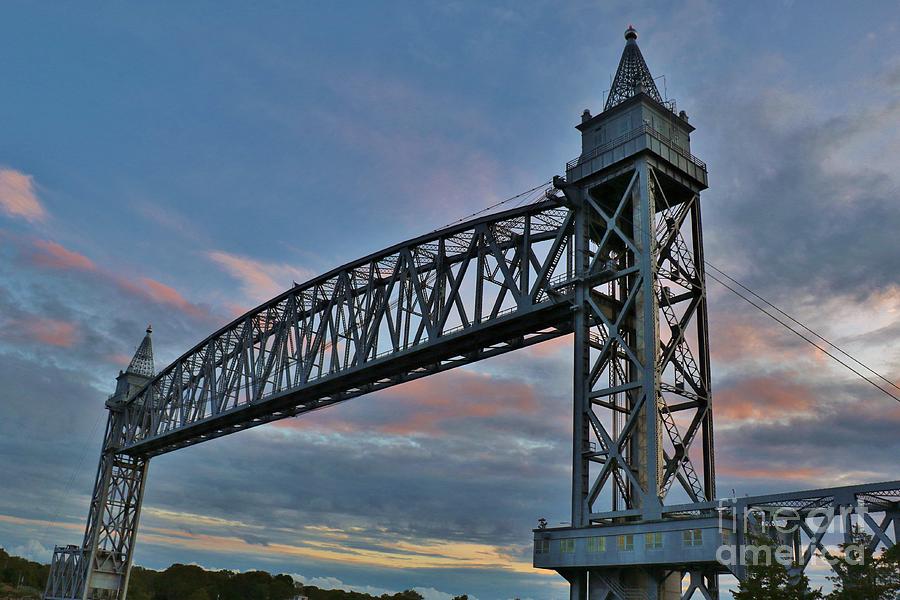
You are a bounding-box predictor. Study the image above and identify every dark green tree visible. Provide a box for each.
[827,529,900,600]
[0,546,50,591]
[389,591,424,600]
[733,534,823,600]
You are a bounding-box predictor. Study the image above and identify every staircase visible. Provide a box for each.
[604,577,652,600]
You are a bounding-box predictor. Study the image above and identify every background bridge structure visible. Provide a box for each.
[44,27,898,600]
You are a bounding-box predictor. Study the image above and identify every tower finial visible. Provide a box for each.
[126,326,155,378]
[604,25,663,111]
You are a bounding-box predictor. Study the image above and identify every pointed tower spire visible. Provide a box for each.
[126,325,155,378]
[604,25,663,111]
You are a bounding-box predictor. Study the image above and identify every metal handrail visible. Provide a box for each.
[566,124,706,171]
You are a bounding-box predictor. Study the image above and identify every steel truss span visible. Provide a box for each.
[121,197,580,456]
[730,481,900,582]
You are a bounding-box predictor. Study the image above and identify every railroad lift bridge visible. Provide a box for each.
[44,27,899,600]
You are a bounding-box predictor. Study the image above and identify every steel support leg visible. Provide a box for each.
[45,410,149,600]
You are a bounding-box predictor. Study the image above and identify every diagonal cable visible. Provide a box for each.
[705,261,900,394]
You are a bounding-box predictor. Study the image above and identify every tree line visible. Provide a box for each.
[2,537,897,600]
[0,548,471,600]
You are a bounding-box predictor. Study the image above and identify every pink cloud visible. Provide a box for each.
[26,318,78,347]
[19,236,211,322]
[28,239,96,271]
[0,168,46,222]
[521,334,571,359]
[207,250,312,304]
[717,464,827,482]
[0,316,78,348]
[118,276,207,319]
[281,369,544,437]
[716,376,817,422]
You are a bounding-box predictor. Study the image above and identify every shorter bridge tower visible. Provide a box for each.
[44,327,155,600]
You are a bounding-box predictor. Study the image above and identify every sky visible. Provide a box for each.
[1,1,899,598]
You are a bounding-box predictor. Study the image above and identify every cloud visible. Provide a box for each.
[12,539,50,562]
[714,374,900,495]
[134,522,538,574]
[206,250,313,304]
[290,573,393,596]
[129,277,203,317]
[336,372,540,436]
[21,318,79,348]
[291,573,482,600]
[715,375,817,423]
[0,289,80,349]
[27,240,96,271]
[13,236,211,322]
[716,464,827,483]
[414,587,476,600]
[0,168,46,223]
[699,72,900,303]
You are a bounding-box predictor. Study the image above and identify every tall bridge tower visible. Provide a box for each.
[537,26,721,598]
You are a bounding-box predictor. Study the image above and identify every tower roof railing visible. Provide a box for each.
[566,123,706,172]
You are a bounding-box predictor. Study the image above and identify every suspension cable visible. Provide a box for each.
[705,270,900,404]
[435,180,553,231]
[705,262,900,395]
[614,203,900,404]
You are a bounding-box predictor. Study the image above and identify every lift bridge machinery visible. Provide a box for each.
[44,27,899,600]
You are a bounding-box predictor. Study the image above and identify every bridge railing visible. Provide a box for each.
[566,124,707,172]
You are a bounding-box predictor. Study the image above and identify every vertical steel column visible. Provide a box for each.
[570,186,590,600]
[691,200,716,500]
[633,158,662,517]
[79,407,149,600]
[45,406,149,599]
[572,185,590,529]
